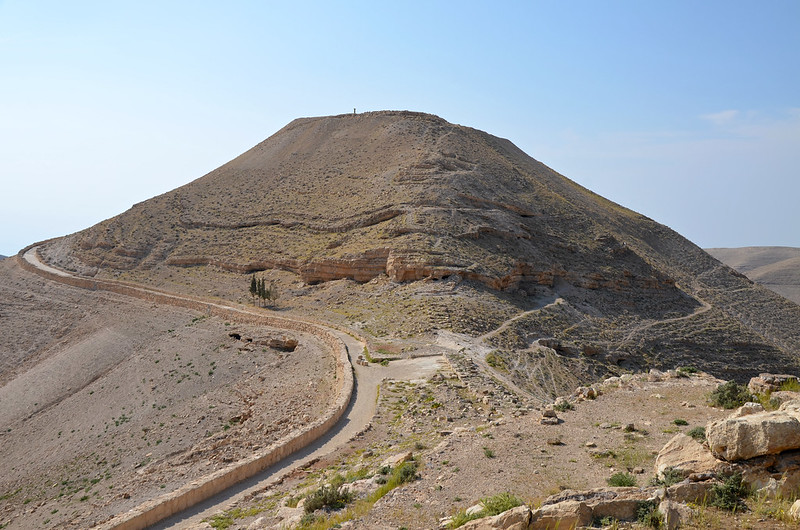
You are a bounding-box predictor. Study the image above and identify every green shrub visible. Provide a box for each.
[393,461,419,484]
[710,472,748,511]
[304,484,353,513]
[299,513,317,526]
[553,400,575,412]
[673,418,688,426]
[650,466,684,487]
[636,500,663,528]
[483,447,495,458]
[448,492,523,528]
[486,352,506,370]
[687,426,706,442]
[677,366,698,377]
[448,509,476,529]
[779,378,800,392]
[480,492,523,516]
[709,381,753,409]
[285,495,301,508]
[607,472,637,487]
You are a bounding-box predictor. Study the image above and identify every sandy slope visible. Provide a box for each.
[0,258,335,529]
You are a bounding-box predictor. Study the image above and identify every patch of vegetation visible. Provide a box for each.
[485,352,506,371]
[677,366,698,377]
[673,418,688,426]
[361,346,375,363]
[750,490,800,523]
[0,488,21,501]
[481,492,523,515]
[709,381,753,409]
[304,484,353,513]
[553,400,574,412]
[483,447,495,458]
[298,461,420,530]
[636,500,663,528]
[710,472,748,511]
[650,466,684,487]
[206,496,281,528]
[607,472,637,487]
[756,394,782,411]
[778,378,800,392]
[448,492,524,528]
[687,426,706,442]
[249,275,279,307]
[593,516,619,528]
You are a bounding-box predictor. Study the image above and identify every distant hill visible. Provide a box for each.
[36,111,800,389]
[707,247,800,305]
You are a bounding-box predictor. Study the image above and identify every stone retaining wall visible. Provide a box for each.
[16,243,354,530]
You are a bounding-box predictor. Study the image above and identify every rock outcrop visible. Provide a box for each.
[706,401,800,461]
[460,505,531,530]
[651,397,800,500]
[655,434,720,479]
[747,373,799,395]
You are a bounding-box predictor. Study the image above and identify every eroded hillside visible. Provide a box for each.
[36,111,800,395]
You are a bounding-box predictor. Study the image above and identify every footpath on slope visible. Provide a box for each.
[16,245,444,529]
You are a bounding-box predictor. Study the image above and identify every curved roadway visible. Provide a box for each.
[20,247,444,529]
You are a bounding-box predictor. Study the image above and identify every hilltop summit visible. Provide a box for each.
[39,111,800,389]
[49,111,700,291]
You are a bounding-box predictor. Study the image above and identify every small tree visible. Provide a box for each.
[256,278,265,306]
[265,280,279,305]
[249,275,257,303]
[251,277,279,307]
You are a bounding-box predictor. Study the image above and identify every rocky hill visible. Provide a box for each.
[707,246,800,305]
[38,111,800,395]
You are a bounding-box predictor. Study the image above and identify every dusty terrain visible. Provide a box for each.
[708,246,800,305]
[39,112,800,392]
[0,258,335,529]
[202,368,797,529]
[3,112,800,529]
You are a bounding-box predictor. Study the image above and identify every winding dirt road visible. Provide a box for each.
[19,247,444,529]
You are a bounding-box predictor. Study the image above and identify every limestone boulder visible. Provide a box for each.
[529,500,592,530]
[790,499,800,522]
[748,373,798,395]
[706,408,800,461]
[654,434,720,479]
[728,448,800,498]
[381,451,413,468]
[459,505,531,530]
[543,487,646,521]
[766,390,800,407]
[658,500,694,530]
[665,480,715,504]
[340,477,378,497]
[272,505,304,529]
[730,402,763,418]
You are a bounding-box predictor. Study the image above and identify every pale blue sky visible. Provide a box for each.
[1,1,798,256]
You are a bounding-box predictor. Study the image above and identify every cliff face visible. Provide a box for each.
[39,111,800,384]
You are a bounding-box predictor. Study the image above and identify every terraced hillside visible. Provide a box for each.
[38,111,800,395]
